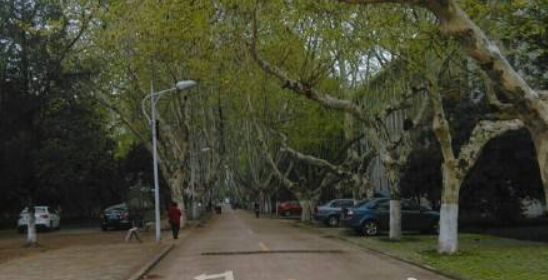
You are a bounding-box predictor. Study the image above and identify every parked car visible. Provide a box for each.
[277,201,302,217]
[17,206,61,233]
[314,199,355,227]
[342,198,439,236]
[101,203,132,231]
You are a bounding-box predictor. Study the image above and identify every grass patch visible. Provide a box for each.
[299,223,548,280]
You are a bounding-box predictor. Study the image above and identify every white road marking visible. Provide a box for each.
[194,271,235,280]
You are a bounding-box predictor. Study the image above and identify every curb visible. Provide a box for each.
[293,222,469,280]
[126,243,175,280]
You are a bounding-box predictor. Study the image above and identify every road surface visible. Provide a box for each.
[147,206,450,280]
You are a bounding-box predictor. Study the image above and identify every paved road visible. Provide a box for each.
[146,206,450,280]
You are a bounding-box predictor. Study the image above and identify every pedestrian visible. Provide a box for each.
[254,201,260,218]
[168,201,182,239]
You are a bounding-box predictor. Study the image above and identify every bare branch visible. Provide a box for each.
[247,10,371,125]
[280,145,352,178]
[427,77,456,162]
[256,124,297,190]
[457,119,524,176]
[481,72,515,113]
[411,93,430,126]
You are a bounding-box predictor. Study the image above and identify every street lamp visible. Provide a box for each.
[142,79,197,243]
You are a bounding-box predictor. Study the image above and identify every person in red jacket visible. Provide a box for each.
[167,201,182,239]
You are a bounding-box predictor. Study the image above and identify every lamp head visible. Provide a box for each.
[175,80,197,90]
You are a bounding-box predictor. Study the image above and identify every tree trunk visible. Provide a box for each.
[531,129,548,213]
[385,162,402,240]
[389,200,402,240]
[438,161,462,254]
[365,187,374,199]
[362,178,374,199]
[266,194,273,215]
[26,207,37,245]
[298,198,316,223]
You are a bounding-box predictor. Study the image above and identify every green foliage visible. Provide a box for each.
[0,0,146,220]
[2,0,543,220]
[461,0,548,89]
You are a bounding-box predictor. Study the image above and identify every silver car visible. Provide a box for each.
[314,199,355,227]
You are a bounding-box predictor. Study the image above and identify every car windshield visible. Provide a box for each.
[105,203,127,212]
[21,207,46,214]
[355,200,370,208]
[360,199,388,209]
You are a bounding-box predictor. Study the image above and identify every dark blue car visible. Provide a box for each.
[342,198,439,236]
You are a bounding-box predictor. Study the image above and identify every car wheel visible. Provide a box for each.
[101,225,108,232]
[362,220,379,236]
[284,211,291,218]
[327,216,339,227]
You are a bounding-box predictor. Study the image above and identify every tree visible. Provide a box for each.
[336,0,548,254]
[0,0,102,245]
[246,2,430,239]
[425,56,523,253]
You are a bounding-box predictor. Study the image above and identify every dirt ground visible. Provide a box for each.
[0,227,158,265]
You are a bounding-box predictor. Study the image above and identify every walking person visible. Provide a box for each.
[168,201,182,239]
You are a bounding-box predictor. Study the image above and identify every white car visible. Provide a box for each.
[17,206,61,233]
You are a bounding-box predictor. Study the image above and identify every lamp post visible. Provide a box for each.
[142,80,197,243]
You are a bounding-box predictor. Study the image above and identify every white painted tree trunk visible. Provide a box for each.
[27,212,37,245]
[385,162,402,240]
[438,203,459,253]
[438,162,462,254]
[389,200,402,240]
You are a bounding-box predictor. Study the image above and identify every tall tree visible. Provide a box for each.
[336,0,548,254]
[0,0,102,244]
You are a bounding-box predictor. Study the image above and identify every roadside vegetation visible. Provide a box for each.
[295,221,548,280]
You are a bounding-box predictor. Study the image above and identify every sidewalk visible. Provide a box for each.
[0,243,165,280]
[0,229,189,280]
